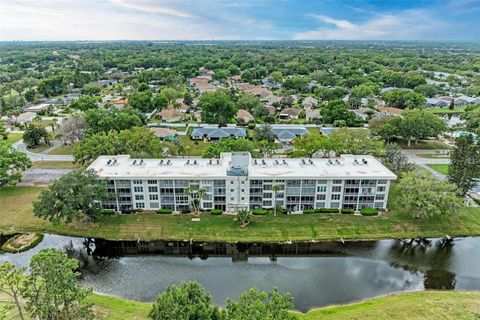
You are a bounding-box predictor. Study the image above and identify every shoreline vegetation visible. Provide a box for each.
[1,186,480,242]
[0,233,44,253]
[89,290,480,320]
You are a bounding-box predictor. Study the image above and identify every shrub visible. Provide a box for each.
[341,208,355,214]
[100,209,115,215]
[303,209,316,214]
[1,233,44,253]
[210,209,223,215]
[252,209,268,215]
[181,209,191,214]
[319,208,340,213]
[156,208,173,214]
[360,208,379,216]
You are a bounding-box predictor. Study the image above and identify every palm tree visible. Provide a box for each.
[196,188,206,212]
[272,184,281,216]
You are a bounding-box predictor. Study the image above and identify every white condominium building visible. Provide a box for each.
[87,152,397,213]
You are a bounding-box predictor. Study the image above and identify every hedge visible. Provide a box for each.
[181,209,191,214]
[341,208,355,214]
[210,209,223,215]
[156,208,173,214]
[1,233,44,253]
[303,209,317,214]
[360,208,379,216]
[100,209,115,215]
[319,208,340,213]
[252,209,269,215]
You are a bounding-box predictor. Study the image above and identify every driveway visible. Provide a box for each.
[18,168,72,186]
[12,140,74,161]
[403,149,450,165]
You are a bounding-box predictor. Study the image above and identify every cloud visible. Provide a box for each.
[107,0,195,18]
[294,10,446,40]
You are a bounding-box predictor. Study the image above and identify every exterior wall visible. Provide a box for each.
[103,178,392,213]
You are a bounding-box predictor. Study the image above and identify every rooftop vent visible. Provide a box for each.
[335,159,340,165]
[283,159,287,165]
[254,159,258,165]
[362,158,368,164]
[262,159,266,165]
[309,159,314,165]
[328,159,333,165]
[167,160,171,165]
[301,159,306,165]
[193,160,197,165]
[159,159,164,166]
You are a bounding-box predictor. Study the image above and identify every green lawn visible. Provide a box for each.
[47,144,75,155]
[427,164,449,175]
[428,107,465,114]
[26,143,51,153]
[4,291,480,320]
[30,161,81,169]
[177,136,209,156]
[1,186,480,242]
[398,139,449,150]
[5,132,23,144]
[294,291,480,320]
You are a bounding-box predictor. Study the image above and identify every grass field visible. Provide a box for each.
[1,186,480,242]
[294,291,480,320]
[416,153,449,159]
[5,132,23,144]
[30,161,81,169]
[427,164,449,175]
[2,291,478,320]
[26,142,51,153]
[398,139,449,150]
[428,107,465,114]
[177,135,209,156]
[47,144,75,155]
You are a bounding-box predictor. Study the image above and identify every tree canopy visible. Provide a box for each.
[0,140,31,186]
[198,92,237,124]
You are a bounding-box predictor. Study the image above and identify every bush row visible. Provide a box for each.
[1,233,45,253]
[360,208,379,216]
[303,208,340,214]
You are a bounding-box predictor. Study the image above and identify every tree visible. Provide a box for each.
[382,89,426,109]
[0,140,31,186]
[198,92,237,124]
[253,124,275,143]
[283,76,308,92]
[330,128,384,156]
[0,119,7,139]
[403,71,426,89]
[320,100,356,126]
[73,127,171,165]
[381,143,414,174]
[202,138,258,158]
[236,210,253,227]
[414,84,441,97]
[351,82,378,98]
[236,94,262,112]
[58,114,86,145]
[23,249,94,320]
[183,92,193,106]
[153,92,169,110]
[368,116,401,142]
[81,83,101,95]
[0,262,26,320]
[448,135,480,196]
[33,169,107,224]
[149,281,222,320]
[128,91,154,112]
[272,184,281,216]
[69,96,98,111]
[394,171,463,219]
[290,131,338,158]
[160,87,179,103]
[225,288,295,320]
[461,104,480,135]
[84,108,143,135]
[400,109,446,146]
[23,124,49,148]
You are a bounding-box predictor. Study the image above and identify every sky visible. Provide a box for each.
[1,0,480,41]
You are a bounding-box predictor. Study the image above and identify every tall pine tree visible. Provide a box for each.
[448,135,480,196]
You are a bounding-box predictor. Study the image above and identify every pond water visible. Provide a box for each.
[1,234,480,312]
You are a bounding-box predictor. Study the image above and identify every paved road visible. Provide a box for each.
[12,140,74,161]
[403,149,450,165]
[18,168,73,186]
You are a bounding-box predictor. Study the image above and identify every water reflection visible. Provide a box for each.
[1,235,480,312]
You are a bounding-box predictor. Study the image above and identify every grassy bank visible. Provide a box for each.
[1,186,480,242]
[427,164,449,175]
[30,161,80,169]
[294,291,480,320]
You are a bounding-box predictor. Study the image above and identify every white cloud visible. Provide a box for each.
[107,0,196,18]
[294,10,447,40]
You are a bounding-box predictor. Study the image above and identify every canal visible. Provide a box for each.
[1,234,479,312]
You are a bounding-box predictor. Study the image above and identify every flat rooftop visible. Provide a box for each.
[88,153,397,180]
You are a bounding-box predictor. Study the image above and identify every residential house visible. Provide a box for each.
[191,127,247,141]
[14,112,37,125]
[236,109,255,123]
[353,107,377,120]
[279,108,300,120]
[302,96,318,110]
[23,103,50,113]
[149,127,177,140]
[189,77,217,93]
[305,109,321,121]
[425,97,449,108]
[376,106,405,117]
[157,106,184,122]
[270,127,308,143]
[454,95,478,107]
[265,106,276,116]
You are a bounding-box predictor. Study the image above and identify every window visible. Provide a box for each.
[231,181,234,184]
[230,197,234,201]
[375,194,385,201]
[378,180,387,184]
[241,197,245,200]
[133,180,142,185]
[203,202,212,209]
[135,195,144,201]
[333,180,342,184]
[315,202,326,208]
[134,186,143,193]
[317,180,327,184]
[330,202,340,208]
[263,193,272,199]
[316,194,326,201]
[241,181,245,184]
[331,194,341,200]
[377,186,386,192]
[150,202,159,209]
[332,186,342,193]
[241,189,245,192]
[148,186,158,193]
[230,189,234,192]
[317,186,327,192]
[147,180,157,184]
[149,194,159,201]
[136,202,145,209]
